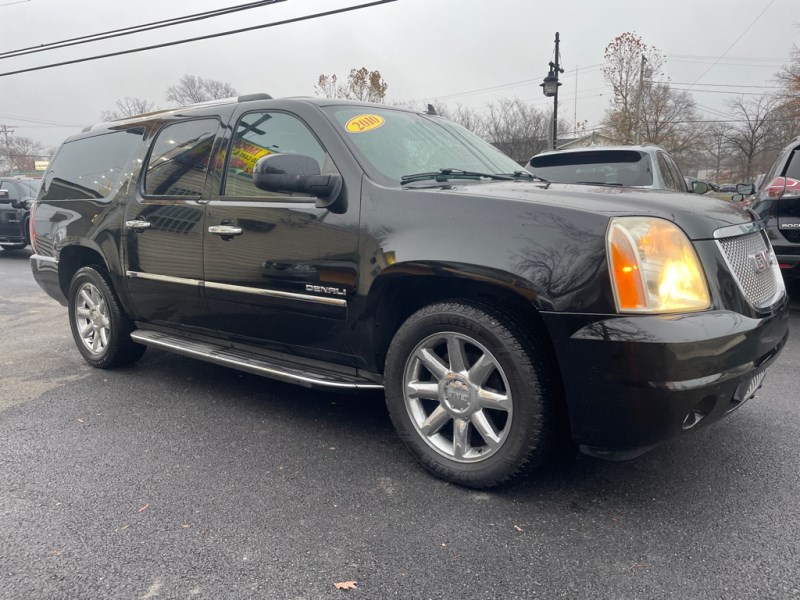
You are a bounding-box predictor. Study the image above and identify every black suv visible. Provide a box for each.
[30,96,789,488]
[0,177,40,250]
[743,135,800,280]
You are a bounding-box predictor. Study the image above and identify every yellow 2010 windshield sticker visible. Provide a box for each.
[345,114,385,133]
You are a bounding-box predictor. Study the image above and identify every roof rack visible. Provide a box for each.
[238,93,273,102]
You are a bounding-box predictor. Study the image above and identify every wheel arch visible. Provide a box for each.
[366,262,557,375]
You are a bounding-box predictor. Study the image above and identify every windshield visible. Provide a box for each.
[528,150,653,186]
[17,179,41,196]
[323,106,522,185]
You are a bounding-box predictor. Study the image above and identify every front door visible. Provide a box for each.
[124,117,221,328]
[202,109,360,364]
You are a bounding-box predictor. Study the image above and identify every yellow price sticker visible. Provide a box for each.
[345,114,385,133]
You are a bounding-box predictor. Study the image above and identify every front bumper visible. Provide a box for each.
[542,299,789,456]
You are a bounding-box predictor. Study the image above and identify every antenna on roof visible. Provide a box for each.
[426,103,437,116]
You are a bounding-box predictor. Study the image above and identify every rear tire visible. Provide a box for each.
[68,266,146,369]
[384,300,559,488]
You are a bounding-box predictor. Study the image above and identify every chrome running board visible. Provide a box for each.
[130,330,383,391]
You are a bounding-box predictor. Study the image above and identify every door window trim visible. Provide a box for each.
[219,109,336,202]
[140,117,222,201]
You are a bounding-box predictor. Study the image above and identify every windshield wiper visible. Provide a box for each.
[573,181,624,186]
[400,168,515,184]
[515,171,550,183]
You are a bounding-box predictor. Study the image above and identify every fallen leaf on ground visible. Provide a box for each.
[334,581,358,590]
[514,525,524,532]
[76,419,85,423]
[181,523,191,528]
[137,504,150,513]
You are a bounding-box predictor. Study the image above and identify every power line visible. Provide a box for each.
[0,0,30,6]
[0,0,286,60]
[671,87,773,96]
[0,113,86,127]
[421,65,603,102]
[688,0,777,87]
[0,0,397,78]
[667,53,787,62]
[653,81,780,89]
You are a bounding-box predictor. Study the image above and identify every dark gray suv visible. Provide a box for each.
[745,135,800,280]
[0,177,40,250]
[527,145,710,195]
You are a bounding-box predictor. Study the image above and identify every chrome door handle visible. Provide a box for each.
[208,225,243,236]
[125,220,151,229]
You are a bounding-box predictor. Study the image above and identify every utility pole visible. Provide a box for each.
[0,124,14,175]
[635,54,647,144]
[540,32,565,150]
[551,32,563,150]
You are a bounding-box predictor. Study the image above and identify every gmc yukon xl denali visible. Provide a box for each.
[30,95,789,488]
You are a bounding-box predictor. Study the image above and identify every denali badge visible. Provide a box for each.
[750,250,771,273]
[305,284,347,296]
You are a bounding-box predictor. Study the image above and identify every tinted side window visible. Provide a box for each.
[665,156,686,191]
[783,149,800,180]
[145,119,218,197]
[42,130,142,201]
[0,182,20,201]
[223,112,329,198]
[657,152,677,190]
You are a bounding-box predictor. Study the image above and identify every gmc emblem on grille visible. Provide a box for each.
[750,250,770,273]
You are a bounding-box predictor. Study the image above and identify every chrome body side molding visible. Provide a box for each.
[125,271,346,307]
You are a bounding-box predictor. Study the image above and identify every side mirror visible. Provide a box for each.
[736,183,755,196]
[692,181,710,195]
[252,154,342,209]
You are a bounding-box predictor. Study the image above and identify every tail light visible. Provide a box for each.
[29,201,39,254]
[765,177,800,199]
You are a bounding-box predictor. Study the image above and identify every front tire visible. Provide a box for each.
[384,301,558,488]
[68,266,146,369]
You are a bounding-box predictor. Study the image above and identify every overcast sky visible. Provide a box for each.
[1,0,797,152]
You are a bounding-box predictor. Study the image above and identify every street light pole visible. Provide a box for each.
[540,32,564,150]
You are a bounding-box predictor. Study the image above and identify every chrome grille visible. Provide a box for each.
[716,230,781,309]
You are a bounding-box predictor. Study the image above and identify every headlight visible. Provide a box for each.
[607,217,710,313]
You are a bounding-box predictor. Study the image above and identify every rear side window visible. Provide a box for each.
[144,119,218,197]
[783,149,800,180]
[41,130,142,201]
[529,150,653,186]
[0,182,20,202]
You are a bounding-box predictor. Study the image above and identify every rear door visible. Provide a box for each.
[201,107,360,362]
[775,147,800,236]
[0,181,23,241]
[123,117,223,328]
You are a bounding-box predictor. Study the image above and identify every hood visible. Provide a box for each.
[416,180,754,240]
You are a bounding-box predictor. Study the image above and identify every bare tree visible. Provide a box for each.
[725,95,781,181]
[602,32,665,143]
[777,44,800,118]
[101,97,156,122]
[639,83,706,169]
[6,136,45,174]
[704,123,732,182]
[484,98,566,163]
[315,68,388,103]
[166,74,238,106]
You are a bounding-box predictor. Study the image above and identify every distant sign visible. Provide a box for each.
[34,160,49,171]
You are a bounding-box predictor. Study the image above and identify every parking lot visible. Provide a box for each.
[1,247,799,599]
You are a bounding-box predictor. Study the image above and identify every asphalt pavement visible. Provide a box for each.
[1,247,799,599]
